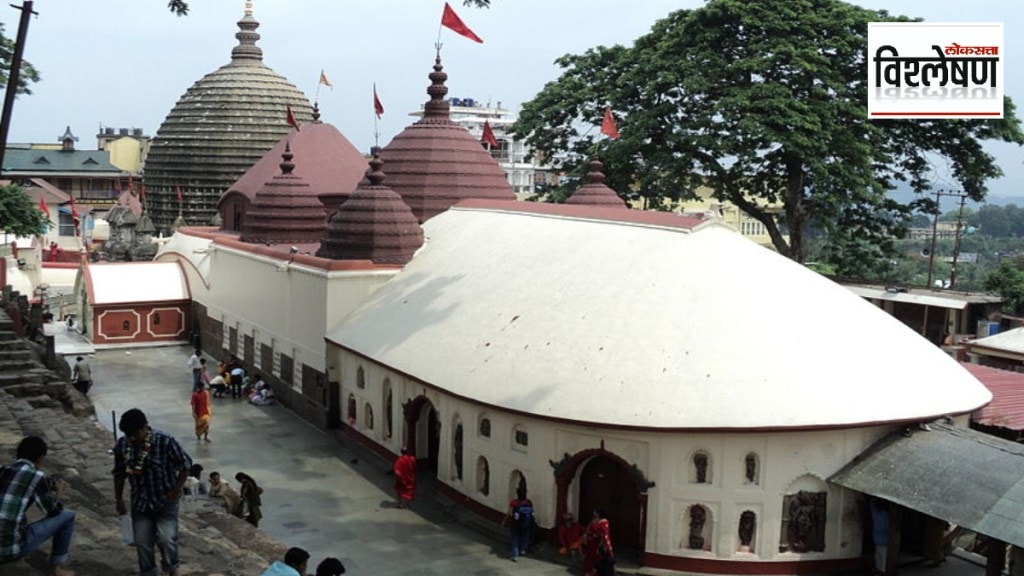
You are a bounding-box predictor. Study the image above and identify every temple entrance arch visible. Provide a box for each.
[403,395,440,475]
[554,446,652,563]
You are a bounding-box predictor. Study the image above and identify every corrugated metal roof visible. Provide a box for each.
[845,285,971,309]
[963,363,1024,430]
[969,327,1024,357]
[830,421,1024,548]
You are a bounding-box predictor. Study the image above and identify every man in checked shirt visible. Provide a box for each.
[0,435,77,575]
[113,409,192,576]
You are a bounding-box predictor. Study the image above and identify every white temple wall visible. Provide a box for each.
[333,345,897,564]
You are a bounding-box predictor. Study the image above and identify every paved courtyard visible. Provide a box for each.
[70,342,986,576]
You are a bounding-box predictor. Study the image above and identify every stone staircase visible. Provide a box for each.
[0,308,287,575]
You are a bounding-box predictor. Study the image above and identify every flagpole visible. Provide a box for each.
[373,82,380,150]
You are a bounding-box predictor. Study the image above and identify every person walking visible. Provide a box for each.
[187,349,202,392]
[392,447,417,509]
[0,436,77,576]
[113,408,192,576]
[503,486,533,561]
[583,509,614,576]
[71,356,92,396]
[235,472,263,527]
[190,381,212,442]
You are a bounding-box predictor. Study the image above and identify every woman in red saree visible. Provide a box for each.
[393,447,417,508]
[583,509,614,576]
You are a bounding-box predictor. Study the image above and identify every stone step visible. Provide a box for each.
[0,359,39,373]
[0,344,33,358]
[0,372,44,387]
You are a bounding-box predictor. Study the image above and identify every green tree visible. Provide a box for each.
[0,184,47,237]
[984,258,1024,313]
[512,0,1024,271]
[0,22,39,95]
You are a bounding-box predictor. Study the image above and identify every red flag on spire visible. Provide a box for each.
[481,120,499,148]
[441,2,483,43]
[286,105,300,131]
[38,197,49,215]
[175,185,182,205]
[601,107,620,139]
[373,84,384,119]
[139,184,146,202]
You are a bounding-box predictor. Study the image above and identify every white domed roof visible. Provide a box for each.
[326,202,991,429]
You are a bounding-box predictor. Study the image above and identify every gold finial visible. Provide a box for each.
[245,1,253,16]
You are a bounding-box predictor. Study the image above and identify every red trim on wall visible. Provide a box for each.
[641,551,863,574]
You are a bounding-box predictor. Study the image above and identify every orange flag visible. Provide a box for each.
[286,105,300,131]
[601,107,619,139]
[39,197,48,215]
[441,2,483,43]
[373,84,384,119]
[481,120,499,148]
[319,69,333,89]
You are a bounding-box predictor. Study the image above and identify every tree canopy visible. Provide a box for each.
[0,184,47,237]
[0,22,39,95]
[512,0,1024,271]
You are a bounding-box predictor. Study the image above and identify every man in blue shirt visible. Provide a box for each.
[113,409,191,576]
[0,435,76,575]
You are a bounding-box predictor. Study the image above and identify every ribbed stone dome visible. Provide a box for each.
[379,56,514,224]
[565,158,627,208]
[240,144,326,245]
[317,156,424,265]
[144,5,313,232]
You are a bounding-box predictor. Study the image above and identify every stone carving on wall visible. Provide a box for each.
[738,510,756,550]
[783,490,826,553]
[688,505,706,550]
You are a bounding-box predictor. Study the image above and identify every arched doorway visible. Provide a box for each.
[554,447,652,563]
[402,395,440,475]
[579,454,642,554]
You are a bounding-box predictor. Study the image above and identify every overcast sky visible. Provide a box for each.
[3,0,1022,198]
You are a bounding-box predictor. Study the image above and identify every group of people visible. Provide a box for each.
[188,349,275,404]
[501,488,615,576]
[0,408,278,575]
[261,546,345,576]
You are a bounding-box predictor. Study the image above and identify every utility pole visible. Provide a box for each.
[949,194,968,290]
[0,1,36,175]
[925,189,968,289]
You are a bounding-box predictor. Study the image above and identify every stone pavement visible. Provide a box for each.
[84,345,578,576]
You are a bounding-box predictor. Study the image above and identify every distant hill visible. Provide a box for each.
[886,185,1024,209]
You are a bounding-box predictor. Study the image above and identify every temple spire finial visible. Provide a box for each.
[245,1,253,16]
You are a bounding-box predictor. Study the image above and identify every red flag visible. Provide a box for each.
[139,184,146,202]
[481,120,499,148]
[286,105,300,131]
[175,185,182,205]
[601,107,620,139]
[68,195,80,236]
[39,197,49,215]
[373,84,384,119]
[441,2,483,43]
[128,174,135,191]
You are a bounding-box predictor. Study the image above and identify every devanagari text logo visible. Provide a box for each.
[868,22,1003,119]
